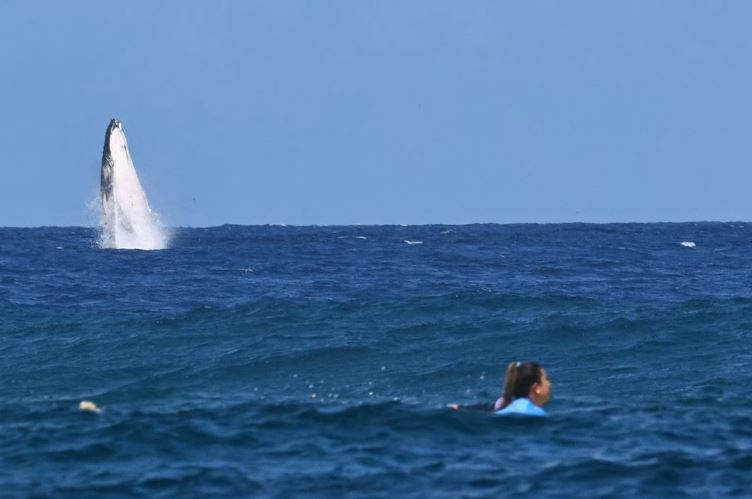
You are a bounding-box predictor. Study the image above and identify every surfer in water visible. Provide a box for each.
[448,361,551,416]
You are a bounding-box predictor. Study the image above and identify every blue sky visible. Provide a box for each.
[1,2,751,226]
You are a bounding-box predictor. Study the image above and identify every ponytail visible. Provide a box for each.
[499,361,543,409]
[501,361,519,409]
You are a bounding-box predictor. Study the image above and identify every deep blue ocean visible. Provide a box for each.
[1,223,751,497]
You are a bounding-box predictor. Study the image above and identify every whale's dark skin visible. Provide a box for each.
[100,118,121,212]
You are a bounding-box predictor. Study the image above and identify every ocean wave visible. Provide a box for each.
[2,399,750,497]
[4,224,752,496]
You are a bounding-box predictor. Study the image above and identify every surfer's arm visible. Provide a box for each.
[446,402,495,412]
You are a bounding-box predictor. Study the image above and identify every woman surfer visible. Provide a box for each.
[448,361,552,416]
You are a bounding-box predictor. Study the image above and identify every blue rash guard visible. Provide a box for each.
[494,398,546,417]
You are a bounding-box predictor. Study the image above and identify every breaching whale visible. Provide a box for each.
[100,119,168,250]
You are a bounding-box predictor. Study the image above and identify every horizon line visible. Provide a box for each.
[1,220,749,230]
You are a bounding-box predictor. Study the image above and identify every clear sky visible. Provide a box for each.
[1,2,751,227]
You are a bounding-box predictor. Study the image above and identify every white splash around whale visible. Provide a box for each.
[99,119,169,250]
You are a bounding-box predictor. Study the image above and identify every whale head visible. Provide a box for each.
[102,119,126,159]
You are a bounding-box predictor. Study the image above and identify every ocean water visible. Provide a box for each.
[1,223,750,497]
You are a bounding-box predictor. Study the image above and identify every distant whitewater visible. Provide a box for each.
[99,119,168,250]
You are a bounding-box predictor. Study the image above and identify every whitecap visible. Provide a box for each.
[404,240,423,245]
[680,241,696,248]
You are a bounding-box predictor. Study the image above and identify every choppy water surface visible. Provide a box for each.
[1,224,750,497]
